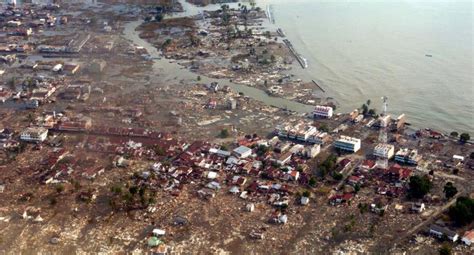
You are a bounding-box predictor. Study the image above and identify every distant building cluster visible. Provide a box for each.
[275,122,329,145]
[373,143,395,159]
[394,148,421,165]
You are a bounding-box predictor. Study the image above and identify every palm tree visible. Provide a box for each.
[249,0,256,9]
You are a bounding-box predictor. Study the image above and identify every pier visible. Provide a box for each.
[312,80,325,92]
[266,5,275,24]
[276,28,285,37]
[283,39,307,69]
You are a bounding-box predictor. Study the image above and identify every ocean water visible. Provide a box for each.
[264,0,473,133]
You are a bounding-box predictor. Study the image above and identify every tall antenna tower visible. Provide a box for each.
[377,96,389,169]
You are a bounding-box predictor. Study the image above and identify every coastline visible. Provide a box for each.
[131,0,470,135]
[123,18,314,114]
[260,0,473,134]
[0,2,472,254]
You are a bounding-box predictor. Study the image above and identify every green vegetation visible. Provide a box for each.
[358,203,369,214]
[271,161,281,168]
[221,4,231,26]
[265,31,271,38]
[408,175,432,199]
[361,100,377,117]
[439,243,452,255]
[443,182,457,199]
[308,177,317,187]
[109,183,156,211]
[219,128,230,138]
[197,75,201,81]
[448,196,474,226]
[155,13,164,22]
[110,184,122,195]
[296,165,304,172]
[354,183,361,193]
[318,154,338,177]
[459,133,470,143]
[55,183,65,194]
[162,39,172,49]
[256,145,269,156]
[332,172,343,181]
[361,104,369,115]
[302,190,311,198]
[368,109,376,116]
[450,131,458,138]
[154,146,166,156]
[319,124,329,132]
[249,0,256,9]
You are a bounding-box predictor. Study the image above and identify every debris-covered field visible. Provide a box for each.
[0,1,473,254]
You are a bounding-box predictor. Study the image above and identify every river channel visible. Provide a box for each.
[121,1,314,114]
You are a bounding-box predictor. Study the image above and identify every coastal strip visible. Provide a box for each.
[266,5,275,24]
[283,39,308,69]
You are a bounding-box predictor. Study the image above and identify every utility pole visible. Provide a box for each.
[376,96,389,169]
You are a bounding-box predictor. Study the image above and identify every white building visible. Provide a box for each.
[275,122,317,142]
[429,224,459,242]
[373,143,395,159]
[307,132,329,145]
[334,136,361,153]
[304,144,321,158]
[395,148,421,165]
[300,197,309,205]
[295,124,317,141]
[313,105,333,118]
[275,124,291,138]
[396,114,406,129]
[20,127,48,142]
[233,146,252,158]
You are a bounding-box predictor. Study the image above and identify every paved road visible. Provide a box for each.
[335,160,360,191]
[391,191,463,248]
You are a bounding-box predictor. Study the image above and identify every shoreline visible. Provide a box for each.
[122,19,314,115]
[260,1,472,134]
[0,2,472,254]
[132,0,469,135]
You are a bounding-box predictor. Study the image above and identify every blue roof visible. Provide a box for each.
[233,146,251,155]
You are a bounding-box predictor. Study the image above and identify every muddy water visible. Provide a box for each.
[260,0,474,133]
[122,10,313,114]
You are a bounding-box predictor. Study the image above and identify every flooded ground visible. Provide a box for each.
[122,18,314,114]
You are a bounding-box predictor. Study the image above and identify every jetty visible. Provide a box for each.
[266,5,275,24]
[276,28,285,37]
[312,80,325,92]
[283,39,307,69]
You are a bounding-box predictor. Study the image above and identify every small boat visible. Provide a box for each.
[425,54,432,57]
